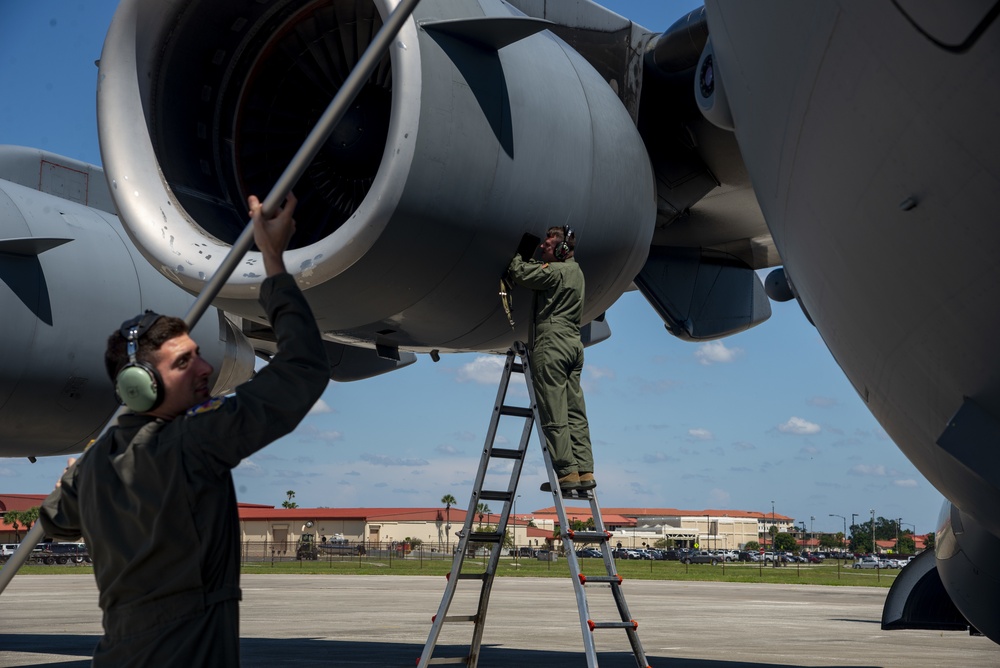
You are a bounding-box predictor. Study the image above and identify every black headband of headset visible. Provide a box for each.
[119,310,163,341]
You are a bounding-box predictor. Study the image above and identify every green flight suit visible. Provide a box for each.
[40,272,329,666]
[507,255,593,477]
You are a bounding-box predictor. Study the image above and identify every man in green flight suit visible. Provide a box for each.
[508,226,595,492]
[39,193,331,665]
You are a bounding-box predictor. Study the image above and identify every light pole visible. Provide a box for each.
[771,501,775,566]
[900,522,915,554]
[851,513,858,552]
[870,508,876,555]
[512,494,521,558]
[829,514,846,551]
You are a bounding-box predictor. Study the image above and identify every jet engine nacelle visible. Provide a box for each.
[97,0,657,354]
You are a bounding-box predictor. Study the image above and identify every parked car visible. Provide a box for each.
[38,542,89,565]
[852,556,880,569]
[681,550,721,565]
[576,548,602,558]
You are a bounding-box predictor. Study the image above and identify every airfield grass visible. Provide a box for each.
[18,556,895,588]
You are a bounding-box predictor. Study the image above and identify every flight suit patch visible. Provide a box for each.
[186,397,226,417]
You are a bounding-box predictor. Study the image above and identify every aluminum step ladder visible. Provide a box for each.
[418,342,650,667]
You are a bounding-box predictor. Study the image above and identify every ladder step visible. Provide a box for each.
[443,614,477,623]
[511,362,525,374]
[489,447,523,460]
[426,657,470,665]
[456,573,488,581]
[499,405,533,419]
[565,530,611,543]
[478,490,512,502]
[466,532,503,543]
[578,574,623,585]
[589,620,639,631]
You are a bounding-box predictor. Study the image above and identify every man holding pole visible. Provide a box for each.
[38,194,330,665]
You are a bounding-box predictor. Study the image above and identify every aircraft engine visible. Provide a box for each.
[934,502,1000,642]
[97,0,657,355]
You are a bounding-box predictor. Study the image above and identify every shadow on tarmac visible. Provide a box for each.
[0,634,885,668]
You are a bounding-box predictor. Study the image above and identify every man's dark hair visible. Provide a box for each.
[104,316,189,382]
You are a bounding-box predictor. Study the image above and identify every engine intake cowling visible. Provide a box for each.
[98,0,656,353]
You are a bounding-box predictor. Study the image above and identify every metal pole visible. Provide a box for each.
[0,0,424,596]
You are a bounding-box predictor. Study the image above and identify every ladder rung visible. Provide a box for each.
[489,448,523,460]
[478,490,512,502]
[511,362,525,374]
[443,615,478,623]
[426,657,470,665]
[578,574,623,585]
[589,620,639,631]
[499,405,533,418]
[565,530,611,542]
[456,572,487,581]
[426,658,470,665]
[466,532,502,543]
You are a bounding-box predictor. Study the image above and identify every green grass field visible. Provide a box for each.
[17,555,897,588]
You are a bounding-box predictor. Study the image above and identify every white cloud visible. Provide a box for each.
[708,488,731,505]
[687,428,714,441]
[308,398,333,415]
[234,459,265,478]
[456,355,505,384]
[893,479,919,488]
[849,463,888,477]
[435,444,460,455]
[586,365,616,380]
[360,453,429,467]
[777,417,821,435]
[694,341,742,365]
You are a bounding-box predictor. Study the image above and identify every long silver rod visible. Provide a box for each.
[0,0,423,596]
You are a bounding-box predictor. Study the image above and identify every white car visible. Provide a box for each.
[852,557,880,569]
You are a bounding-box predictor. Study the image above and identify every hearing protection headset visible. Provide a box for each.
[554,226,575,261]
[115,311,164,412]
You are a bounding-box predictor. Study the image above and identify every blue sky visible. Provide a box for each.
[0,1,943,535]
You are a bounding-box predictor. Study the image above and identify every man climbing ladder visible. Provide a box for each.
[417,344,650,668]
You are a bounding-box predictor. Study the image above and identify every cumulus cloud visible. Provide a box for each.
[708,488,731,505]
[452,430,477,442]
[694,341,742,365]
[308,398,333,415]
[777,417,821,435]
[298,424,343,442]
[849,463,888,477]
[687,428,714,441]
[360,453,430,467]
[234,459,266,478]
[435,444,461,455]
[732,441,756,451]
[642,452,675,464]
[893,479,919,488]
[587,365,616,381]
[456,355,505,384]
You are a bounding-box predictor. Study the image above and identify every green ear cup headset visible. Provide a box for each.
[115,311,164,412]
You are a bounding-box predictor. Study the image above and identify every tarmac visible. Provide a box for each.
[2,574,998,667]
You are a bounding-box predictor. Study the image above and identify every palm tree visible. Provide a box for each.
[282,490,298,509]
[476,502,491,529]
[441,494,456,550]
